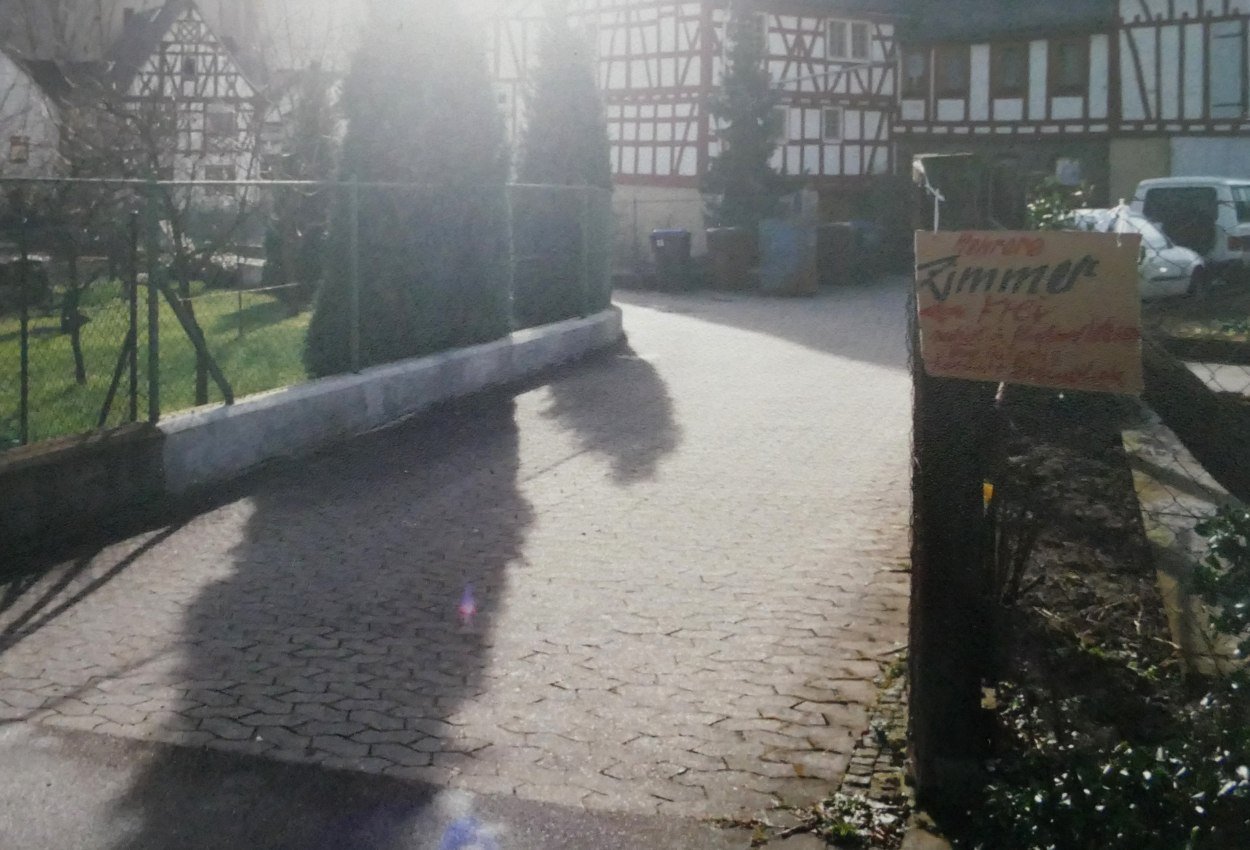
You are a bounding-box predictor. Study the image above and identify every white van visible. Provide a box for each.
[1130,177,1250,284]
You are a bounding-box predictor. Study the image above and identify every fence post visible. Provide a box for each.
[632,196,640,273]
[144,182,161,423]
[504,184,516,328]
[17,194,30,446]
[579,186,591,318]
[127,211,140,423]
[348,180,361,373]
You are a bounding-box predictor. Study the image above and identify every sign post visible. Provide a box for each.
[908,228,1142,807]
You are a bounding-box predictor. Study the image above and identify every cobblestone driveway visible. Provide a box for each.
[0,282,912,822]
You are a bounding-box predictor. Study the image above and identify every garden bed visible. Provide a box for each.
[1146,287,1250,364]
[938,389,1249,849]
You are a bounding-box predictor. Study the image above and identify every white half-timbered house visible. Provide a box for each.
[1111,0,1250,199]
[106,0,269,186]
[0,47,62,178]
[755,1,899,195]
[488,0,904,252]
[894,0,1117,221]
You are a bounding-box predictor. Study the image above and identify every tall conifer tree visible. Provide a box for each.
[703,0,786,230]
[517,1,611,189]
[306,0,510,376]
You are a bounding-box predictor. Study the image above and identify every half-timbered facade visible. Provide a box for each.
[1111,0,1250,199]
[757,2,898,188]
[488,0,903,250]
[107,0,269,185]
[894,0,1117,218]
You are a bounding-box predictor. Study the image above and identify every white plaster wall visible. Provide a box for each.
[1089,34,1110,119]
[612,184,708,257]
[1171,137,1250,178]
[1051,97,1084,120]
[969,45,990,121]
[1160,24,1181,120]
[1028,40,1048,120]
[936,99,964,122]
[1183,22,1206,120]
[993,98,1024,121]
[1120,32,1147,121]
[0,53,60,177]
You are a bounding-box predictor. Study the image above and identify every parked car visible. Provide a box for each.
[1130,177,1250,284]
[1068,207,1206,300]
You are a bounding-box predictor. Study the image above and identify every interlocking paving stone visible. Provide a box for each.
[0,284,911,819]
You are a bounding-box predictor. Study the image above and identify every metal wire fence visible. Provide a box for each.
[0,177,613,452]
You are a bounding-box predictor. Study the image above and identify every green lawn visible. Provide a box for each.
[1,280,311,448]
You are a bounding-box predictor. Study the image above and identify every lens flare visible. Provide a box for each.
[439,816,498,850]
[458,585,477,625]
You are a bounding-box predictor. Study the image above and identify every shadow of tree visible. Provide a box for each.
[540,341,681,485]
[0,525,183,655]
[106,391,532,850]
[208,299,300,336]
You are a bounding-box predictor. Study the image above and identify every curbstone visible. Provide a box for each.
[160,307,623,493]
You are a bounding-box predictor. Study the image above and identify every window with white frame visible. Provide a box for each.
[823,107,843,141]
[828,20,870,61]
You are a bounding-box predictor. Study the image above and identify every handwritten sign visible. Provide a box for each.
[915,230,1144,395]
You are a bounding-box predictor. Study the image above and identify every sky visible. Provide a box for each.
[255,0,542,71]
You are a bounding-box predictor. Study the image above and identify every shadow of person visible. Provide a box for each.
[540,341,681,485]
[105,391,532,850]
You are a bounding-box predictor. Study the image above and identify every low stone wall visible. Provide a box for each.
[1143,337,1250,502]
[0,423,165,555]
[2,308,623,555]
[160,307,623,493]
[1159,334,1250,366]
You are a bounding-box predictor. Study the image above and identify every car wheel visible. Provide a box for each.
[1189,268,1209,299]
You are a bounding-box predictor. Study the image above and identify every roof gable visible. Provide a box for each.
[108,0,265,94]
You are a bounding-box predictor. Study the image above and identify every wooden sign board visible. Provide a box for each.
[914,231,1144,395]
